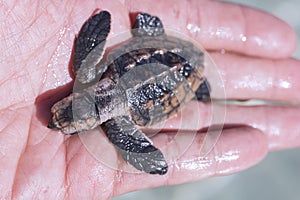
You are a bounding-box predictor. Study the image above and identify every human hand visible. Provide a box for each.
[1,0,299,199]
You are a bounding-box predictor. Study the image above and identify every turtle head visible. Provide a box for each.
[48,78,126,134]
[48,93,101,134]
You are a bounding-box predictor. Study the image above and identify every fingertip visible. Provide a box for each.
[242,6,298,58]
[119,126,268,194]
[213,126,268,175]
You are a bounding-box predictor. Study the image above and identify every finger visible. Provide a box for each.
[224,105,300,150]
[159,101,300,150]
[125,0,297,58]
[209,53,300,102]
[115,127,267,196]
[64,126,266,199]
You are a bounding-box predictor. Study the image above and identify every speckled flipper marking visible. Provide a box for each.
[103,116,168,175]
[132,13,164,37]
[73,11,111,83]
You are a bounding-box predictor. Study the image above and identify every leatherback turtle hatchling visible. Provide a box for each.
[48,11,210,175]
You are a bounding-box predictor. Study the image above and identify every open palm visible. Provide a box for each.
[1,0,299,199]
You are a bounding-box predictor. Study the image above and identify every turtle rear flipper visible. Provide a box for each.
[103,116,168,175]
[195,77,211,101]
[132,13,165,37]
[73,11,111,84]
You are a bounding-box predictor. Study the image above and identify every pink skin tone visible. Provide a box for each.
[0,0,299,199]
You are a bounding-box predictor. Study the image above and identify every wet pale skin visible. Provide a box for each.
[0,0,299,199]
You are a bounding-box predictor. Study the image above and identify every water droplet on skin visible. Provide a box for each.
[186,23,201,33]
[251,123,266,133]
[240,34,247,42]
[252,36,265,47]
[233,75,273,91]
[187,24,247,44]
[168,124,174,129]
[179,157,213,170]
[269,125,281,136]
[114,170,123,182]
[220,49,226,54]
[209,27,235,40]
[278,78,291,89]
[215,150,240,163]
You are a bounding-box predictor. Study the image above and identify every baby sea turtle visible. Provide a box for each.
[48,11,210,175]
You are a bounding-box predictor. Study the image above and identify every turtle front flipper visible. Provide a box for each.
[103,116,168,175]
[73,11,111,84]
[132,13,165,37]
